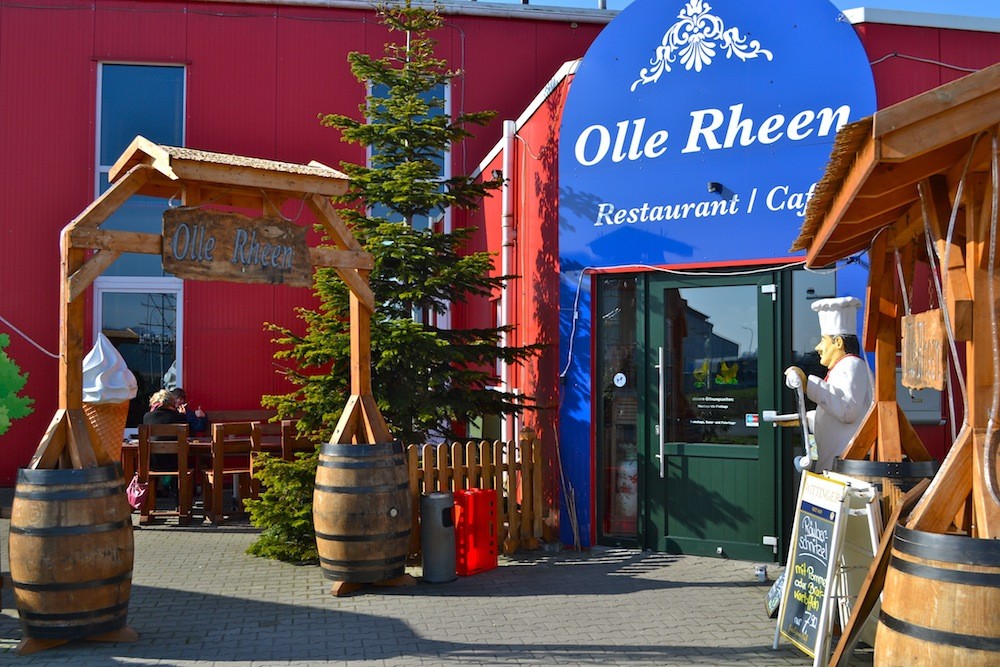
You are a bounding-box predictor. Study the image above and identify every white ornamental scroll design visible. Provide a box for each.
[631,0,773,92]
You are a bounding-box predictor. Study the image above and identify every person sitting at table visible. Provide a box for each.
[142,389,188,496]
[170,387,208,436]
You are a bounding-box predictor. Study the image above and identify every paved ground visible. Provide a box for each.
[0,510,872,666]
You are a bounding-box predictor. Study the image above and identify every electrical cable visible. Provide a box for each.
[0,314,60,359]
[983,134,1000,507]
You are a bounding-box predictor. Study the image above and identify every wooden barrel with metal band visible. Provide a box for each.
[313,441,412,583]
[875,525,1000,666]
[832,458,939,520]
[9,464,134,640]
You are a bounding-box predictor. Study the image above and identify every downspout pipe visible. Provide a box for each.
[501,120,515,443]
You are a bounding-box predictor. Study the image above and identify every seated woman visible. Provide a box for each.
[142,389,188,492]
[170,387,208,436]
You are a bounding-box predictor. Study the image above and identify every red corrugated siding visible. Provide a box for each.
[3,2,999,485]
[0,0,603,482]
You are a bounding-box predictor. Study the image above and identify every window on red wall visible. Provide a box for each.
[93,63,186,426]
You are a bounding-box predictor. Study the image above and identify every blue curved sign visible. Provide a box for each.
[559,0,876,267]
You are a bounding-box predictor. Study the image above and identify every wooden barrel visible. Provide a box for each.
[832,458,939,519]
[313,442,412,583]
[9,464,134,640]
[876,525,1000,666]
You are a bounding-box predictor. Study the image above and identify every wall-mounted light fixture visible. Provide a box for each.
[707,181,723,194]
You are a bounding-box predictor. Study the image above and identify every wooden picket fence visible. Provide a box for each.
[405,429,545,558]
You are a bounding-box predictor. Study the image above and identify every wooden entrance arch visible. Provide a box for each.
[30,135,390,471]
[13,136,396,653]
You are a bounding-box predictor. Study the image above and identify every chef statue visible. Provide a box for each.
[784,296,874,472]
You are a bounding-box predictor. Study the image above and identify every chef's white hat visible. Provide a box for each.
[811,296,861,337]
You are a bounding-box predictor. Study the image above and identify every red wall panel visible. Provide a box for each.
[0,3,98,482]
[1,0,998,487]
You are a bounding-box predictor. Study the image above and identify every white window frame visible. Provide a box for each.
[92,277,185,388]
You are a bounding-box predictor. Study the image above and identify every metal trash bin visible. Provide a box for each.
[420,491,456,583]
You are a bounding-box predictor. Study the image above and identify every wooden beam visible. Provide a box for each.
[68,250,121,302]
[876,401,903,462]
[108,135,178,183]
[169,161,349,200]
[971,429,1000,537]
[897,409,933,462]
[332,395,361,444]
[873,63,1000,162]
[65,409,98,469]
[304,196,376,309]
[70,164,151,232]
[70,228,163,254]
[27,410,68,470]
[862,234,889,352]
[350,289,372,396]
[360,394,392,444]
[921,175,973,340]
[309,247,375,271]
[838,184,919,222]
[907,426,973,532]
[842,404,877,459]
[858,140,977,196]
[307,195,364,252]
[806,137,879,267]
[59,230,85,411]
[874,63,1000,137]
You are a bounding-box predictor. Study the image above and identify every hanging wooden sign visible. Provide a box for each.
[900,309,946,391]
[162,209,313,287]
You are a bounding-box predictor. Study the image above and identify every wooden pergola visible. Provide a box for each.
[793,62,1000,537]
[31,135,391,471]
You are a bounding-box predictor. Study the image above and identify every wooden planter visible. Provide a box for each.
[9,464,134,641]
[313,442,412,585]
[876,526,1000,665]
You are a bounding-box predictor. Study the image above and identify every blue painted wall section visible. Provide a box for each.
[557,0,877,546]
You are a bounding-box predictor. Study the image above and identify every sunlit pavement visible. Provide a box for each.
[0,512,872,666]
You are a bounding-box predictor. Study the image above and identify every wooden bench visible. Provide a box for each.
[205,410,280,453]
[205,411,318,460]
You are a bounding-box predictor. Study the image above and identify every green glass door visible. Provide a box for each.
[640,273,780,561]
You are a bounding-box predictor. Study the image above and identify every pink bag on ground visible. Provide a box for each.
[126,473,148,510]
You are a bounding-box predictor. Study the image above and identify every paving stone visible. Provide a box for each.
[0,513,875,666]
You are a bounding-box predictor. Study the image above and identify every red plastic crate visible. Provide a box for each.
[453,488,498,576]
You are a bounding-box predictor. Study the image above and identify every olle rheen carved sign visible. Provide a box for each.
[163,208,313,287]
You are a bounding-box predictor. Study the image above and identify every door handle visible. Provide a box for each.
[655,346,665,479]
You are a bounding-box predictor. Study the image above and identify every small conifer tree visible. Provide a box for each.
[264,1,536,444]
[249,1,537,563]
[0,333,34,436]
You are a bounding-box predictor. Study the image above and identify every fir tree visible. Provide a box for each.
[0,333,34,436]
[263,2,537,445]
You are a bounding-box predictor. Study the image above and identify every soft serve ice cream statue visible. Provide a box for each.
[82,333,138,460]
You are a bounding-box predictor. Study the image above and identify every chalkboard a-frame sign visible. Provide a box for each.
[776,472,848,664]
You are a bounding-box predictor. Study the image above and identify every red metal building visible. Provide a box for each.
[2,0,1000,555]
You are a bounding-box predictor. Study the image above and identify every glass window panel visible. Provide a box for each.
[368,83,447,232]
[100,64,184,165]
[666,284,757,445]
[100,291,178,427]
[598,276,638,538]
[97,174,172,276]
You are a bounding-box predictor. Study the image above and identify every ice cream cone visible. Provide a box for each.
[83,401,131,463]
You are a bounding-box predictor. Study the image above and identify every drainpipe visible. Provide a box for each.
[501,120,515,443]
